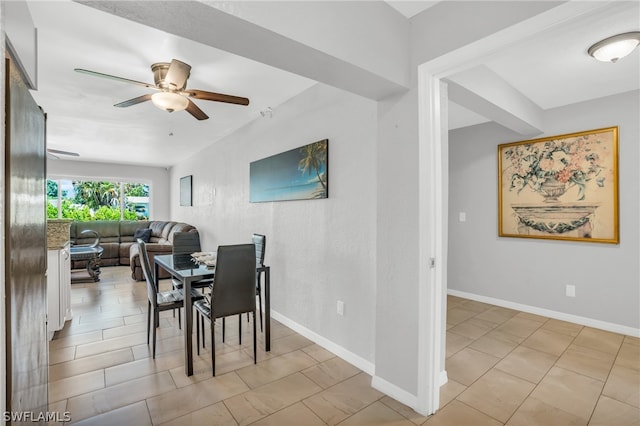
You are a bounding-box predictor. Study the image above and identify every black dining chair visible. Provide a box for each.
[240,233,266,334]
[172,231,213,291]
[138,239,184,359]
[252,233,266,332]
[193,243,257,376]
[172,231,212,346]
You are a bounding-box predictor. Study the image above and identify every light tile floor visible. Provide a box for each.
[48,267,639,425]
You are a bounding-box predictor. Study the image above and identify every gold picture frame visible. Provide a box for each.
[498,126,619,244]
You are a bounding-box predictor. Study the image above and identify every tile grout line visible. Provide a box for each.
[584,334,627,425]
[459,317,547,423]
[447,301,591,424]
[453,298,633,425]
[500,325,582,426]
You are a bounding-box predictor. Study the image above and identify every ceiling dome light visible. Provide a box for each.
[151,92,189,112]
[588,31,640,63]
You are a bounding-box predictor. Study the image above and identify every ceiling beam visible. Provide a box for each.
[446,65,544,135]
[76,0,410,101]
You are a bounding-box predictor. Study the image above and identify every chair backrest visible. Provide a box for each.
[137,239,158,308]
[252,233,266,268]
[211,244,256,319]
[172,231,202,255]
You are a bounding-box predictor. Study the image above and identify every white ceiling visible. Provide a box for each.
[27,1,316,167]
[482,2,640,110]
[26,1,640,168]
[385,1,439,18]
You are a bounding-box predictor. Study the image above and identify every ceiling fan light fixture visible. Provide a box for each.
[76,59,248,120]
[151,92,189,112]
[588,31,640,63]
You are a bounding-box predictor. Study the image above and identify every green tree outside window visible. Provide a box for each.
[47,179,149,221]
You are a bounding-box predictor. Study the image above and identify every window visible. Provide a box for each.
[47,179,149,220]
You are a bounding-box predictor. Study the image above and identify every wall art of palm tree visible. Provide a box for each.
[250,139,328,202]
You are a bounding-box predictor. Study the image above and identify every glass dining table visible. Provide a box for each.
[154,253,271,376]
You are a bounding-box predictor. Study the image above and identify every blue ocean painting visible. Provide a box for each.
[250,140,328,202]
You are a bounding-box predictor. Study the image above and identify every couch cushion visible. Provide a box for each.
[160,221,177,242]
[129,242,172,281]
[119,221,150,242]
[148,221,169,243]
[71,221,120,245]
[119,242,135,265]
[133,228,152,243]
[167,223,197,243]
[100,242,120,259]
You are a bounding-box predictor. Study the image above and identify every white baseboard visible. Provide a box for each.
[271,310,453,413]
[371,369,448,414]
[371,375,418,408]
[272,310,429,411]
[448,289,640,337]
[270,310,375,375]
[440,370,448,386]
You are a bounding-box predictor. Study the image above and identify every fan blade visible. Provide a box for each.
[75,68,157,89]
[114,94,152,108]
[183,89,250,106]
[47,148,79,157]
[186,99,209,120]
[164,59,191,90]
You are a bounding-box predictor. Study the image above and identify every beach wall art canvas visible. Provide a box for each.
[250,139,328,202]
[498,127,619,244]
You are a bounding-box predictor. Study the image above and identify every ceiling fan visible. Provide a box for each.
[47,148,79,160]
[74,59,250,120]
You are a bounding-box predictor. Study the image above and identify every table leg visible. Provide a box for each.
[184,277,193,376]
[86,255,101,281]
[265,267,270,352]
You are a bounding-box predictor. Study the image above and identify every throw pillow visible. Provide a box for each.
[133,228,152,243]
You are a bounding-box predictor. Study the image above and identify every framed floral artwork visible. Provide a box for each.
[498,126,619,244]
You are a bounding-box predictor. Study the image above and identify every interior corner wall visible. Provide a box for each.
[374,87,420,396]
[46,160,171,220]
[169,83,378,364]
[448,90,640,331]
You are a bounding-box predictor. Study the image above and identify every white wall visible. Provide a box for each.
[448,90,640,332]
[47,160,171,220]
[4,0,37,88]
[169,83,378,364]
[374,88,420,395]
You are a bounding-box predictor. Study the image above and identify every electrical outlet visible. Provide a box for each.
[337,300,344,316]
[566,285,576,297]
[459,212,466,222]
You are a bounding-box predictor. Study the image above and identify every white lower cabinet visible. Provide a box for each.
[47,244,72,340]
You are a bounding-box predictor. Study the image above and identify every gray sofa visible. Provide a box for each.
[70,220,198,281]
